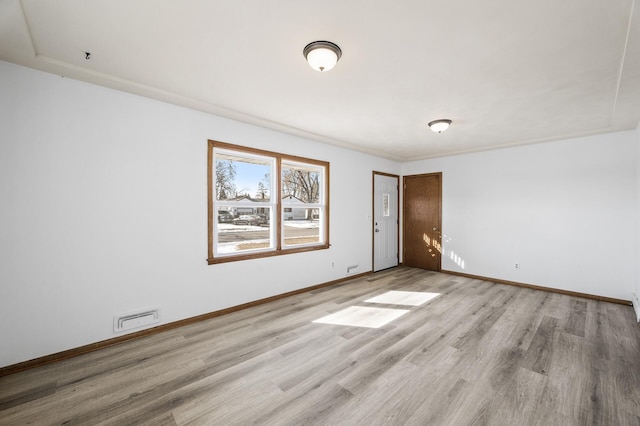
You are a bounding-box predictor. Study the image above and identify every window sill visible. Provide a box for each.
[207,243,330,265]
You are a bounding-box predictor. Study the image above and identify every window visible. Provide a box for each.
[208,140,329,264]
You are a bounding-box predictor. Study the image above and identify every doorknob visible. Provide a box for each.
[433,227,438,231]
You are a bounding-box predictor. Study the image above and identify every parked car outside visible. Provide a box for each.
[218,211,234,223]
[233,214,261,225]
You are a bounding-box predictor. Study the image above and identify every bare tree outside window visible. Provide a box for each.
[215,159,237,200]
[256,173,270,199]
[282,168,320,203]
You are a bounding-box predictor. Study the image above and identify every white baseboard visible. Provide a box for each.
[632,292,640,323]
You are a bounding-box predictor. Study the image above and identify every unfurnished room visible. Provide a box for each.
[1,0,640,425]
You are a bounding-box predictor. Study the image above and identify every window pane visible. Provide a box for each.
[383,194,390,217]
[283,208,320,247]
[281,162,321,203]
[215,153,271,201]
[216,207,273,254]
[281,162,323,248]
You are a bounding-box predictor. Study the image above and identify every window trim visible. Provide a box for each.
[207,140,330,264]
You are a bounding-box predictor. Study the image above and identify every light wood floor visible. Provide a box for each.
[2,267,640,425]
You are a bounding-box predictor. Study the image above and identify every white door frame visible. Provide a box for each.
[373,172,399,272]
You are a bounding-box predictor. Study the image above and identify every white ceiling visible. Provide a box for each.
[1,0,639,161]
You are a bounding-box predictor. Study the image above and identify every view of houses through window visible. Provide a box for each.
[208,141,329,263]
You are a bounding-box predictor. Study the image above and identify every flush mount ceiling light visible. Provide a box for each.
[303,41,342,72]
[428,119,452,133]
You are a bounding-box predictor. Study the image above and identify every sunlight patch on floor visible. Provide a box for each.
[365,290,440,306]
[313,306,409,329]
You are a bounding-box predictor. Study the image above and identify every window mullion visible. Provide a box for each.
[276,156,282,251]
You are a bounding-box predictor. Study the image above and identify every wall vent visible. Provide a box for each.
[114,308,160,333]
[347,264,360,274]
[632,293,640,323]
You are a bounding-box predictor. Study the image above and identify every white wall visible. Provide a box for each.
[0,60,400,368]
[402,132,638,301]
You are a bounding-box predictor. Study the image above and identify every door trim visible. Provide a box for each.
[372,171,400,272]
[402,172,442,271]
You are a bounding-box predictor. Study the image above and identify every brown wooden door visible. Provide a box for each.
[403,173,442,271]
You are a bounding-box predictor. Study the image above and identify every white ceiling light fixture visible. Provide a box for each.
[303,41,342,72]
[428,119,452,133]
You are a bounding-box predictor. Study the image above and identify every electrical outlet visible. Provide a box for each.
[331,261,335,268]
[515,263,520,269]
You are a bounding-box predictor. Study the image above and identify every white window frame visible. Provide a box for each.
[281,159,327,249]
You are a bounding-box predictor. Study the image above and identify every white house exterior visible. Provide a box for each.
[282,195,310,220]
[221,195,313,220]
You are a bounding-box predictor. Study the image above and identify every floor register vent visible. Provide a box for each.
[114,308,160,333]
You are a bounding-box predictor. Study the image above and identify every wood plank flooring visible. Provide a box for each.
[1,267,640,425]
